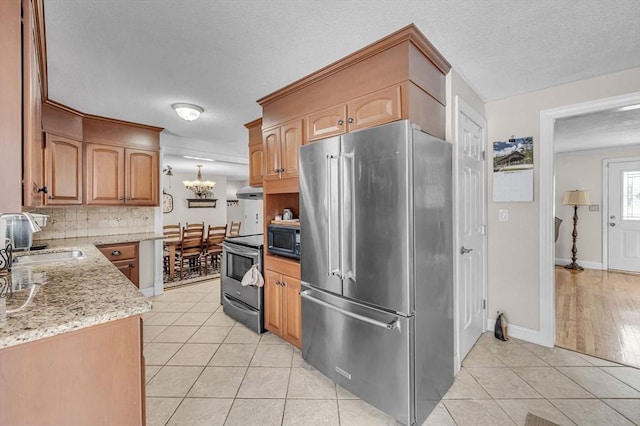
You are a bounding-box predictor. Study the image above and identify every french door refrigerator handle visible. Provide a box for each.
[327,155,341,278]
[341,151,355,282]
[300,290,399,331]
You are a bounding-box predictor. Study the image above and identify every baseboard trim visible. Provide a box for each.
[140,287,155,297]
[487,317,543,346]
[555,258,603,270]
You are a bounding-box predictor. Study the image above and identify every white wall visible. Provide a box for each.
[485,67,640,331]
[555,146,640,268]
[162,171,228,229]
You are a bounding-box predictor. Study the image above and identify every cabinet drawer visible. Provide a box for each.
[98,243,137,261]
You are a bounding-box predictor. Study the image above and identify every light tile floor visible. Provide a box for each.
[145,279,640,425]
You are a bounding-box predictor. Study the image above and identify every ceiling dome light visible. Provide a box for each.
[171,103,204,121]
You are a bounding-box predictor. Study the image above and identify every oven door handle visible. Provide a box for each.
[222,242,261,258]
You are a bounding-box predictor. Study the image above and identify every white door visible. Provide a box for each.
[456,97,487,365]
[243,200,263,235]
[608,160,640,272]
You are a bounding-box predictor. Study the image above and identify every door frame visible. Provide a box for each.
[454,96,488,372]
[538,91,640,348]
[602,156,640,271]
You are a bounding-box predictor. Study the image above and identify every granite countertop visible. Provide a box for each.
[0,235,158,349]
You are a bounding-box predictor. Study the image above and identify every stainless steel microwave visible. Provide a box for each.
[267,224,300,259]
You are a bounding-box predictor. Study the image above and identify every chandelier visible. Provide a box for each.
[183,165,215,198]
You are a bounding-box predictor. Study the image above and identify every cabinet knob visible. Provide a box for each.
[126,197,132,201]
[48,195,54,200]
[337,119,344,126]
[130,264,135,268]
[37,186,48,194]
[347,117,354,124]
[112,250,121,256]
[118,197,125,201]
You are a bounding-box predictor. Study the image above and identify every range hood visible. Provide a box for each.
[236,186,263,200]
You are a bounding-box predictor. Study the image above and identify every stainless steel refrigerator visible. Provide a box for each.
[299,120,453,426]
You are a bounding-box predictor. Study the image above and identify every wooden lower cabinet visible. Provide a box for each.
[98,242,140,287]
[0,316,145,426]
[264,259,302,348]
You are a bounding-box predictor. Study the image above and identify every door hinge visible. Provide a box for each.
[481,151,486,161]
[481,225,486,235]
[482,299,486,309]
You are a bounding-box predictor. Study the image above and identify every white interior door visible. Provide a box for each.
[456,97,487,365]
[608,160,640,273]
[243,200,263,235]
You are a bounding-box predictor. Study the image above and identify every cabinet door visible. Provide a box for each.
[264,269,283,335]
[263,127,281,181]
[113,261,139,288]
[282,275,302,348]
[22,3,43,208]
[249,144,264,187]
[346,85,402,132]
[44,134,83,205]
[280,119,303,179]
[125,148,159,206]
[307,104,347,143]
[86,144,125,205]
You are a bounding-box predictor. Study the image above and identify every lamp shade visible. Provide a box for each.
[563,190,591,206]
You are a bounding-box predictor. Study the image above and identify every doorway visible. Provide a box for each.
[540,92,640,364]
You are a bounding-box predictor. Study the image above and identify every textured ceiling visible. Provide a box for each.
[43,0,640,176]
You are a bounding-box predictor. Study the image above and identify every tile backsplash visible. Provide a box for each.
[27,207,156,240]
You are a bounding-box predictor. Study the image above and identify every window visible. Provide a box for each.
[622,170,640,220]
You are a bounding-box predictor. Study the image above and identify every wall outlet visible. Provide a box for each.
[589,204,599,212]
[498,209,509,222]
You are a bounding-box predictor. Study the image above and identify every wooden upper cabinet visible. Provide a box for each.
[249,145,264,186]
[245,118,264,187]
[86,144,159,206]
[263,118,303,181]
[264,127,280,181]
[86,144,125,205]
[22,0,44,207]
[306,104,347,143]
[44,134,83,205]
[280,119,302,179]
[347,85,401,132]
[306,85,401,143]
[125,149,158,206]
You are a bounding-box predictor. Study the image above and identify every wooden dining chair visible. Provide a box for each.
[162,223,181,277]
[177,234,204,279]
[183,222,205,238]
[229,221,241,237]
[203,225,227,274]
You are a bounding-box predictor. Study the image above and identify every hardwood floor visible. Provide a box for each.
[555,266,640,368]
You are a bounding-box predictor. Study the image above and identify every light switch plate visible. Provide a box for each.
[498,209,509,222]
[589,204,599,212]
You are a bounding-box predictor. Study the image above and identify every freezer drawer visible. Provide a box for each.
[301,286,414,425]
[222,294,264,334]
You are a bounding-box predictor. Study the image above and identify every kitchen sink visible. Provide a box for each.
[12,250,87,265]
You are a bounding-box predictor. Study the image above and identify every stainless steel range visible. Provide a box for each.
[221,234,265,334]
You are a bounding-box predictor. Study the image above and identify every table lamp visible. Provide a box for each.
[562,190,591,271]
